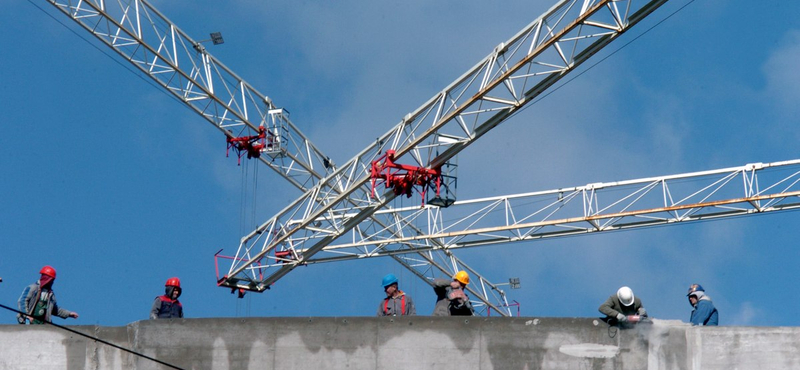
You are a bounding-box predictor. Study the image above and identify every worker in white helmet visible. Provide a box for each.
[599,286,647,326]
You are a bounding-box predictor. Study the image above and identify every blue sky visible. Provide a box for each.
[2,0,799,327]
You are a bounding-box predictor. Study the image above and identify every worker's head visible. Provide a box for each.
[686,284,704,297]
[382,274,399,296]
[687,284,705,306]
[165,277,182,299]
[39,265,57,289]
[453,271,470,288]
[617,286,635,307]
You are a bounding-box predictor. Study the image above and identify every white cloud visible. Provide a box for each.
[726,301,762,326]
[762,30,800,118]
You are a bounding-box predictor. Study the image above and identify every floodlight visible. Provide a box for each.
[210,32,224,45]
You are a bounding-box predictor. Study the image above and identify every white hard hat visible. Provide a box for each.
[617,286,635,306]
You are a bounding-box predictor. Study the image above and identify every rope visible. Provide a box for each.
[0,303,185,370]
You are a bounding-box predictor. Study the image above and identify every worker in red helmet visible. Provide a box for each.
[17,266,79,324]
[150,277,184,319]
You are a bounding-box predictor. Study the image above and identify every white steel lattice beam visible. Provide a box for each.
[47,0,333,190]
[221,0,671,294]
[289,159,800,260]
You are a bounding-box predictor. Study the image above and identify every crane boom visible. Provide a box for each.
[220,0,670,292]
[46,0,332,190]
[45,0,516,314]
[282,159,800,262]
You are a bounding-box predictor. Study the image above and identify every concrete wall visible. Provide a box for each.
[1,317,799,370]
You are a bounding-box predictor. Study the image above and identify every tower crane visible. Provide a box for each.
[45,0,673,315]
[44,0,800,317]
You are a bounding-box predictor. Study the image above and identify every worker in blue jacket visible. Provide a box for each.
[687,284,718,326]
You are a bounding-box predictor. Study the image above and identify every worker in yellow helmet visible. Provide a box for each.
[432,270,474,316]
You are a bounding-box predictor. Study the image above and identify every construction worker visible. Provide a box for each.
[599,286,647,326]
[17,266,79,324]
[687,284,718,326]
[150,277,184,319]
[432,270,474,316]
[377,274,416,316]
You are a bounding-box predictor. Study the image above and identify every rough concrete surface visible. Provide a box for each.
[1,317,798,370]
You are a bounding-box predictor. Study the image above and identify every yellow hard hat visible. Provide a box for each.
[453,270,470,285]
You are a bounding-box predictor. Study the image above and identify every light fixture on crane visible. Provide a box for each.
[496,278,521,290]
[193,31,224,52]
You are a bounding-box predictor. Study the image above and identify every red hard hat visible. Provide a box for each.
[165,277,181,288]
[40,265,56,279]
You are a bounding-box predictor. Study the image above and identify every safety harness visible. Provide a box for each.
[383,293,406,316]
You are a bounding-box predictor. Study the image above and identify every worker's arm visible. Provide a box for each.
[150,298,162,319]
[376,299,386,317]
[17,285,34,323]
[406,296,417,316]
[456,296,474,316]
[432,278,450,299]
[51,294,77,319]
[636,303,647,317]
[433,278,450,288]
[598,296,620,317]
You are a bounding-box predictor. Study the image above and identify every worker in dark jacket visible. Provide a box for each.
[150,277,184,319]
[599,286,647,326]
[432,271,474,316]
[687,284,718,326]
[377,274,416,316]
[18,266,79,324]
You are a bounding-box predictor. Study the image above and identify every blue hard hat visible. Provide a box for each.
[381,274,398,288]
[687,284,704,296]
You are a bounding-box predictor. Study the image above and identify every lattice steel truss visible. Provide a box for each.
[299,160,800,259]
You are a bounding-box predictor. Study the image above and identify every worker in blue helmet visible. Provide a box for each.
[377,274,416,316]
[687,284,718,326]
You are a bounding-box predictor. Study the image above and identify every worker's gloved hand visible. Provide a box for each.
[616,313,627,322]
[637,308,647,317]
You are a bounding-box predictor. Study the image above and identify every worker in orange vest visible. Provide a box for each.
[150,277,184,319]
[17,266,79,324]
[377,274,416,316]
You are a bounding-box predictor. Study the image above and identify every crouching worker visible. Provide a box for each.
[377,274,416,316]
[151,277,184,319]
[18,265,79,324]
[599,286,647,327]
